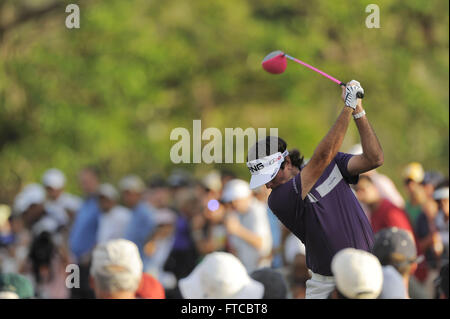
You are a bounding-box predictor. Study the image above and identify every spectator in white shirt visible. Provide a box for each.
[97,184,131,244]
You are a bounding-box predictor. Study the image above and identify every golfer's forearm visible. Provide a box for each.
[312,106,353,162]
[354,106,384,166]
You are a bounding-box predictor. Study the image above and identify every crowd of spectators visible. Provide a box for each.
[0,149,448,299]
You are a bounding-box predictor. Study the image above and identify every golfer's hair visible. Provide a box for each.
[247,136,304,170]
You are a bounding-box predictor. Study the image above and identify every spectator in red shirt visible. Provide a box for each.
[355,175,414,235]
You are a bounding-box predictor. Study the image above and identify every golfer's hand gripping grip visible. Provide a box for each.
[339,82,364,99]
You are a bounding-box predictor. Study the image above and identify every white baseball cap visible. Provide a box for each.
[13,184,46,215]
[179,252,264,299]
[90,239,143,282]
[246,150,289,189]
[434,187,449,200]
[98,183,119,200]
[331,248,383,299]
[221,179,252,203]
[42,168,66,189]
[379,265,407,299]
[118,175,145,193]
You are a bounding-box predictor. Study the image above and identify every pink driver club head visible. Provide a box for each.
[261,50,287,74]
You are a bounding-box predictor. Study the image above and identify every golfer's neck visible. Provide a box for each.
[289,167,300,180]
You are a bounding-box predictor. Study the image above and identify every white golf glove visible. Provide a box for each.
[344,80,364,109]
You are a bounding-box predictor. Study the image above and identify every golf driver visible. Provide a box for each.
[262,50,364,98]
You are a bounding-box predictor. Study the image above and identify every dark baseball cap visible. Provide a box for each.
[250,267,288,299]
[372,227,422,268]
[0,273,34,299]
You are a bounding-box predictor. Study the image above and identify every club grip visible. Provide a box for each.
[340,82,364,99]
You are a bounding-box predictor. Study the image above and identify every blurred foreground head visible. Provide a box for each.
[179,252,264,299]
[331,248,383,299]
[90,239,143,299]
[0,273,34,299]
[372,227,420,278]
[250,268,287,299]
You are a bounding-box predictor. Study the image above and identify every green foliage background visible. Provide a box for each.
[0,0,448,202]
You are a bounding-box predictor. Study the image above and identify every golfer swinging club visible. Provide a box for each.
[247,80,383,299]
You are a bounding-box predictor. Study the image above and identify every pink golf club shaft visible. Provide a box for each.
[284,54,345,87]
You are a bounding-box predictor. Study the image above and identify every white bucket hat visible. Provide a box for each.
[179,252,264,299]
[246,150,289,189]
[331,248,383,299]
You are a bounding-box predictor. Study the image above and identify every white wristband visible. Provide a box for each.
[353,110,366,120]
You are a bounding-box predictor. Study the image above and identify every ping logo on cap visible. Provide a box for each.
[248,162,264,173]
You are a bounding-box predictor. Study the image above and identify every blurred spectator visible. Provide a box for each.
[434,263,448,299]
[97,184,131,244]
[422,171,445,200]
[348,144,405,209]
[0,204,14,247]
[253,185,283,268]
[69,167,101,299]
[135,273,165,299]
[69,167,101,261]
[329,248,383,299]
[89,239,142,299]
[119,175,156,259]
[25,231,69,299]
[0,273,34,299]
[378,265,407,299]
[415,198,444,296]
[142,211,177,290]
[354,175,414,235]
[42,168,81,227]
[14,184,59,236]
[371,227,424,299]
[283,233,309,298]
[191,171,228,256]
[250,267,288,299]
[222,179,272,273]
[178,251,264,299]
[402,162,427,227]
[163,188,200,285]
[433,180,449,263]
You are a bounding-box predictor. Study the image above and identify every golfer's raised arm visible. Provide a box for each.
[346,101,384,176]
[300,82,363,200]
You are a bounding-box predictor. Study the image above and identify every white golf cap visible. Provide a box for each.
[118,175,145,193]
[434,187,449,200]
[331,248,383,299]
[179,252,264,299]
[379,265,407,299]
[221,179,252,203]
[246,150,289,189]
[42,168,66,189]
[13,183,46,215]
[90,239,143,280]
[98,183,119,200]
